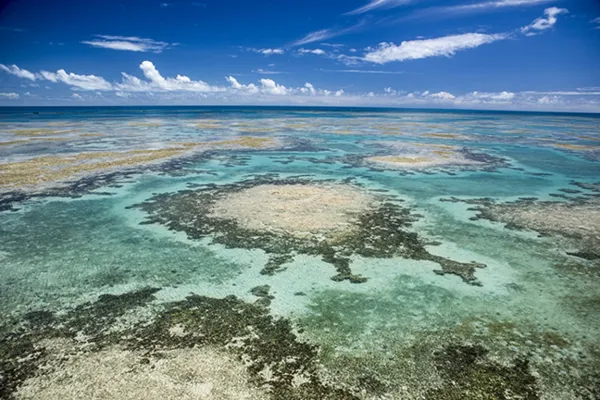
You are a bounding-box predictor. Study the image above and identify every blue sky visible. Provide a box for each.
[1,0,599,111]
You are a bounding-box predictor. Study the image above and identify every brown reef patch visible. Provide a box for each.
[0,137,277,189]
[11,129,77,137]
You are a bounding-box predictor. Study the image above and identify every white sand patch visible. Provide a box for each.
[210,183,376,239]
[16,341,269,400]
[367,153,482,170]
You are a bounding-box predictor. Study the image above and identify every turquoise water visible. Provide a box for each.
[1,107,599,399]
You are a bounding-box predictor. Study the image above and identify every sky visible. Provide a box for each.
[0,0,599,111]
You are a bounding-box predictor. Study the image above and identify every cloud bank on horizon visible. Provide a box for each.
[0,0,599,112]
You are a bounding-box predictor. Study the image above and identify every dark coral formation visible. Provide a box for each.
[441,193,600,263]
[3,289,599,399]
[427,344,539,399]
[0,288,359,400]
[132,175,486,285]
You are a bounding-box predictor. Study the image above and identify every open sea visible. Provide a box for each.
[1,106,599,399]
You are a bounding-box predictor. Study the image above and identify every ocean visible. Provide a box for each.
[1,106,599,399]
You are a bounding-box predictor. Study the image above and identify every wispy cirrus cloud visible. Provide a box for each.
[363,32,507,64]
[81,35,173,53]
[592,17,600,29]
[291,22,365,46]
[252,69,286,75]
[521,7,568,36]
[344,0,412,15]
[407,0,556,20]
[320,68,405,74]
[0,26,26,32]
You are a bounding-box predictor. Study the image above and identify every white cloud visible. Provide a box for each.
[538,95,559,104]
[0,92,19,99]
[451,0,555,13]
[3,60,599,112]
[364,33,506,64]
[320,69,404,74]
[259,78,288,95]
[225,76,243,89]
[298,48,326,55]
[225,76,260,94]
[249,48,285,55]
[117,61,223,92]
[345,0,412,15]
[253,69,284,75]
[300,82,317,95]
[521,7,568,36]
[592,17,600,29]
[469,91,515,100]
[291,22,364,46]
[409,0,557,19]
[521,90,600,96]
[429,91,456,101]
[225,76,343,98]
[0,64,38,80]
[39,69,113,90]
[82,35,172,53]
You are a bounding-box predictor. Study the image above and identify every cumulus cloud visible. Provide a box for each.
[39,69,113,90]
[300,82,317,95]
[364,33,506,64]
[0,64,38,80]
[82,35,172,53]
[249,48,285,55]
[468,91,515,101]
[225,76,343,98]
[259,78,288,95]
[521,7,568,36]
[117,61,223,92]
[2,60,599,112]
[538,95,559,104]
[0,92,19,99]
[298,48,326,55]
[345,0,412,15]
[429,91,456,101]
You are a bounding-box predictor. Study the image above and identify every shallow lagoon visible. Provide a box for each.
[1,107,599,399]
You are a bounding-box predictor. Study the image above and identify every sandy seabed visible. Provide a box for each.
[210,183,377,239]
[15,339,269,400]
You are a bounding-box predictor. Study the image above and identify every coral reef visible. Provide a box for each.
[133,175,486,285]
[0,136,277,191]
[0,289,360,400]
[364,142,507,171]
[443,194,600,261]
